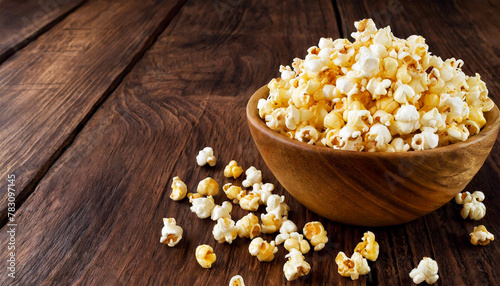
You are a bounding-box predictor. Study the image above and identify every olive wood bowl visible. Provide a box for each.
[247,85,500,226]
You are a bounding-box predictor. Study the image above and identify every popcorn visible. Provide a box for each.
[455,191,486,220]
[252,182,274,205]
[195,245,216,269]
[409,257,439,284]
[258,19,493,152]
[303,221,328,251]
[224,160,243,179]
[223,184,246,203]
[229,275,245,286]
[170,176,187,201]
[239,192,261,211]
[470,225,494,246]
[335,252,370,280]
[213,218,238,244]
[242,166,262,188]
[160,218,183,247]
[354,231,379,261]
[265,195,290,217]
[236,213,261,239]
[275,219,298,245]
[197,177,219,196]
[190,196,215,219]
[196,147,216,167]
[249,237,278,262]
[284,232,311,254]
[283,249,311,281]
[261,212,283,234]
[211,201,232,221]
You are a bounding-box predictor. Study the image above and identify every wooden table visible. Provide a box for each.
[1,0,499,285]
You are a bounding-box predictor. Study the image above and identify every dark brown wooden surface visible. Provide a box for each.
[0,0,498,285]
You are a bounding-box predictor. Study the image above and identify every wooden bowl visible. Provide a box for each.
[247,85,500,226]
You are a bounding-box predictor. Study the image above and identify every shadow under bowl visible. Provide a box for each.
[247,85,500,226]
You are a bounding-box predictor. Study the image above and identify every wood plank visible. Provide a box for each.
[0,0,344,284]
[336,0,500,285]
[0,0,87,63]
[0,0,187,222]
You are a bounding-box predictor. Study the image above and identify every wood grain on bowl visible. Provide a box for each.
[248,86,500,226]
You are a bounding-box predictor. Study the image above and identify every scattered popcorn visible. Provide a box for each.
[258,19,494,152]
[229,275,245,286]
[249,237,278,262]
[261,211,283,234]
[170,176,187,201]
[242,166,262,188]
[190,196,215,219]
[354,231,380,261]
[223,184,246,203]
[409,257,439,284]
[197,177,219,196]
[213,218,238,244]
[195,244,216,269]
[187,192,203,203]
[284,232,311,254]
[211,201,232,221]
[265,195,290,217]
[236,213,261,239]
[455,191,486,220]
[224,160,243,179]
[239,192,261,211]
[252,182,274,205]
[335,252,370,280]
[160,218,183,247]
[275,219,298,245]
[470,225,494,246]
[303,221,328,251]
[196,147,216,167]
[283,249,311,281]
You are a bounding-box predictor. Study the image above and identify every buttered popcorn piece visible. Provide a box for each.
[257,19,494,152]
[196,147,216,167]
[211,201,232,221]
[213,218,238,244]
[261,211,283,234]
[170,176,187,201]
[275,219,298,245]
[223,184,246,203]
[409,257,439,284]
[252,182,274,205]
[455,191,486,220]
[265,194,290,217]
[283,249,311,281]
[470,225,494,246]
[303,221,328,251]
[160,218,183,247]
[284,232,311,254]
[195,244,216,269]
[354,231,379,261]
[335,252,370,280]
[242,166,262,188]
[229,275,245,286]
[249,237,278,262]
[197,177,219,196]
[224,160,243,179]
[236,213,261,239]
[190,196,215,219]
[239,192,261,211]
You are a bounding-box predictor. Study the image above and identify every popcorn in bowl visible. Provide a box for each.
[257,18,494,151]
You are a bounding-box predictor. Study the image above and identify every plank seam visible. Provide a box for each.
[0,0,89,66]
[331,0,344,38]
[0,0,189,228]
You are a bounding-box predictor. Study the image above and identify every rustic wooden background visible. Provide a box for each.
[0,0,499,285]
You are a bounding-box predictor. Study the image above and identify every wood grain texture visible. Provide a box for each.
[0,0,86,62]
[0,0,499,285]
[0,0,186,222]
[247,86,500,226]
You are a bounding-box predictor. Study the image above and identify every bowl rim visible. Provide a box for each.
[247,85,500,157]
